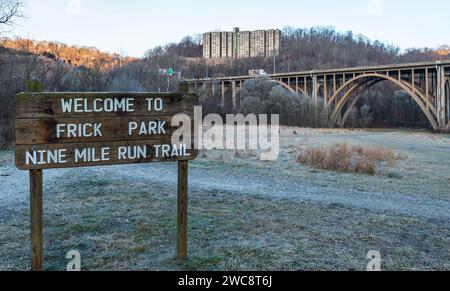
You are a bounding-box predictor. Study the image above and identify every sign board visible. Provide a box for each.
[15,92,198,170]
[159,68,175,76]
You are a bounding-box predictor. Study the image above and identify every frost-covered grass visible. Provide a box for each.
[0,128,449,271]
[1,173,449,271]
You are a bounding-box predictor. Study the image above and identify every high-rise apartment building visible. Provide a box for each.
[238,31,251,58]
[227,32,234,58]
[220,32,228,58]
[211,32,222,58]
[203,33,211,59]
[251,30,266,57]
[266,29,281,57]
[202,27,281,59]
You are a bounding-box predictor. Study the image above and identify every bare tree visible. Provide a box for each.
[0,0,23,27]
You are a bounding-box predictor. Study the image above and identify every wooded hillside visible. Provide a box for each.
[0,27,449,148]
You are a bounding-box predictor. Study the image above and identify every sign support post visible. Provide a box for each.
[30,169,43,271]
[177,81,189,260]
[27,79,43,271]
[177,160,188,260]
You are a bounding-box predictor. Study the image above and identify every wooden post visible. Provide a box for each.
[27,78,43,271]
[177,160,188,260]
[177,81,189,260]
[27,79,41,93]
[30,170,43,271]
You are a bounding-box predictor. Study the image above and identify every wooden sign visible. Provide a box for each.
[15,92,198,170]
[16,82,197,271]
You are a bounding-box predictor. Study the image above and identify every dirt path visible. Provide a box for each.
[2,160,449,221]
[100,163,450,220]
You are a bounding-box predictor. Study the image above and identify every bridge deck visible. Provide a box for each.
[185,60,450,82]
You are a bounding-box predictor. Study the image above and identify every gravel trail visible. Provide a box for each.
[2,161,449,221]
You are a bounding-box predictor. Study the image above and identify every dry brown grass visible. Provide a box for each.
[297,143,407,175]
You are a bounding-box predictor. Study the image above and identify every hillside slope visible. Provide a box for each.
[0,37,135,71]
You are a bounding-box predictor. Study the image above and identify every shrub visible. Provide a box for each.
[297,143,407,175]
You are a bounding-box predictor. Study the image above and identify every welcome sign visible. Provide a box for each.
[15,86,197,270]
[15,92,198,170]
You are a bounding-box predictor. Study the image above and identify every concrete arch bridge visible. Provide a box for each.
[186,61,450,131]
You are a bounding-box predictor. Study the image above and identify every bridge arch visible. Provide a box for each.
[325,73,439,130]
[337,79,385,127]
[270,79,305,95]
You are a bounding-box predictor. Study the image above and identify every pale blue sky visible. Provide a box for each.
[5,0,450,57]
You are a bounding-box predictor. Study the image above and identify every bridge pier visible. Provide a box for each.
[211,81,215,98]
[232,81,237,111]
[312,75,318,104]
[436,65,448,131]
[323,75,328,106]
[221,81,226,108]
[444,77,450,130]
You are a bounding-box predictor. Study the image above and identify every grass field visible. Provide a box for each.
[0,128,449,271]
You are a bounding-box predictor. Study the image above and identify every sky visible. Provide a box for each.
[5,0,450,57]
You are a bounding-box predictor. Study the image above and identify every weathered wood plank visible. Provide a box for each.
[16,140,198,170]
[15,92,197,119]
[15,116,194,145]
